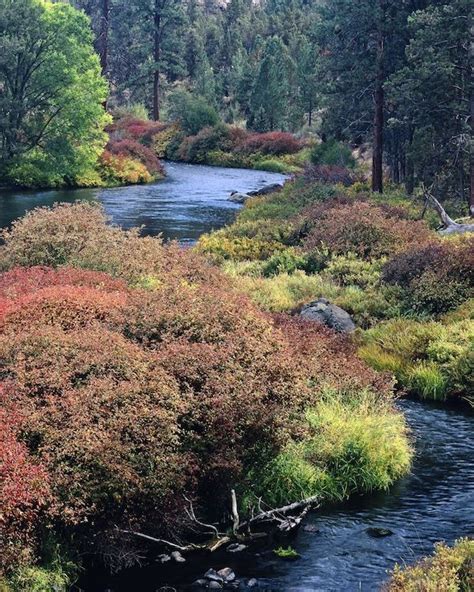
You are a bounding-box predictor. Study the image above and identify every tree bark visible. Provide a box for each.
[98,0,109,76]
[153,0,162,121]
[372,0,385,193]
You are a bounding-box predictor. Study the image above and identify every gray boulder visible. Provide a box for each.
[228,191,250,204]
[248,183,283,196]
[300,298,355,333]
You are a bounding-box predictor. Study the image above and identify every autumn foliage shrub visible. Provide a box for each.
[237,131,303,155]
[0,391,50,574]
[106,139,164,176]
[303,164,357,187]
[382,237,474,315]
[106,116,167,145]
[302,200,433,260]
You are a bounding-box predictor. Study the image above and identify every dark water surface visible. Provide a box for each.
[81,399,474,592]
[0,162,288,242]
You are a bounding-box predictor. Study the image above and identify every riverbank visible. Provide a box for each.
[198,168,473,405]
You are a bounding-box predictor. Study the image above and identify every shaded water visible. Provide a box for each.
[0,162,288,242]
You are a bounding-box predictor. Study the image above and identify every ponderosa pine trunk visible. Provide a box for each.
[372,1,385,194]
[99,0,109,76]
[153,0,161,121]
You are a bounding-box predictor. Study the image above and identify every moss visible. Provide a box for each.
[386,538,474,591]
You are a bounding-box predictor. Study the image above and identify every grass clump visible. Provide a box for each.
[273,546,300,560]
[359,319,474,403]
[386,538,474,591]
[246,390,412,507]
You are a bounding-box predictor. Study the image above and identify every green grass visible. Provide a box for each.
[245,390,412,508]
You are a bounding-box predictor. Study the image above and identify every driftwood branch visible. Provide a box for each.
[423,185,474,234]
[117,493,319,557]
[231,489,240,534]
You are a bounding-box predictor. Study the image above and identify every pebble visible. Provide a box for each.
[247,579,258,588]
[208,582,223,590]
[227,543,247,553]
[170,550,186,563]
[217,568,236,582]
[156,554,171,563]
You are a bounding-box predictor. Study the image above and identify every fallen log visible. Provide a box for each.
[424,188,474,235]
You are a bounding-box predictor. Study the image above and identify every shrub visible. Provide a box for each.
[100,151,152,185]
[386,538,474,592]
[177,124,231,163]
[0,393,50,574]
[197,230,286,262]
[237,131,303,156]
[303,164,357,187]
[253,158,291,173]
[261,248,309,277]
[167,90,219,135]
[303,200,433,260]
[106,116,166,146]
[324,253,383,289]
[310,139,356,168]
[105,139,164,176]
[383,237,474,315]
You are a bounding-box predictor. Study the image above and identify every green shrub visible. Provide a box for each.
[167,89,219,135]
[311,139,355,168]
[324,253,383,289]
[197,230,286,262]
[253,158,296,173]
[261,248,309,277]
[386,538,474,591]
[246,390,411,507]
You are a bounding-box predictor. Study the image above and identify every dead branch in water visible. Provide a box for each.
[117,492,320,555]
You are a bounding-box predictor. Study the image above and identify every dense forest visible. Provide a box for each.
[0,1,473,591]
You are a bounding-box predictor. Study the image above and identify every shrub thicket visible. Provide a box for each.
[0,203,409,580]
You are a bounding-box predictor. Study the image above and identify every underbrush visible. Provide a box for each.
[0,202,408,580]
[385,538,474,591]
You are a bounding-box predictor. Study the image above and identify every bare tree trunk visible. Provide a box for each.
[372,1,385,194]
[308,96,313,128]
[424,186,474,234]
[153,0,161,121]
[98,0,109,76]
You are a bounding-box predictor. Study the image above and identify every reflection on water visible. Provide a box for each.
[0,162,288,242]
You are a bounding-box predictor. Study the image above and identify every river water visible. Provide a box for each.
[1,164,472,591]
[0,162,287,243]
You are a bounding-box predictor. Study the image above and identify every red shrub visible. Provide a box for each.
[0,266,127,299]
[0,386,50,573]
[237,131,303,155]
[106,139,163,175]
[106,116,167,145]
[302,200,433,259]
[382,237,474,314]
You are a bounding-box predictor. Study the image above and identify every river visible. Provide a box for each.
[0,162,288,243]
[1,164,473,591]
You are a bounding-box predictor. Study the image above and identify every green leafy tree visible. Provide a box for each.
[0,0,109,187]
